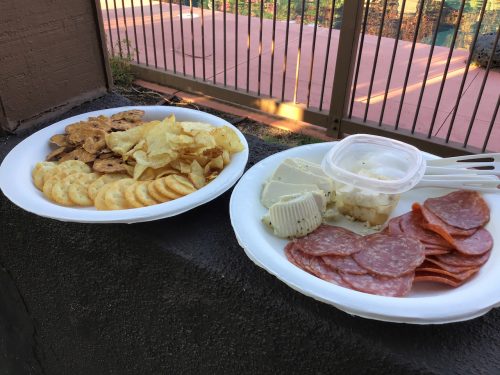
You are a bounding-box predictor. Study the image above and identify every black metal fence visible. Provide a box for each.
[100,0,500,155]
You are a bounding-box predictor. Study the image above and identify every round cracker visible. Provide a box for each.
[51,173,88,206]
[57,160,91,174]
[147,181,171,203]
[33,162,57,190]
[104,179,135,210]
[94,183,114,210]
[124,182,144,208]
[164,175,196,196]
[68,182,94,206]
[135,182,158,206]
[42,167,63,185]
[153,178,182,200]
[88,174,129,201]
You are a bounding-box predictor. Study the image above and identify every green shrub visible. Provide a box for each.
[109,39,135,87]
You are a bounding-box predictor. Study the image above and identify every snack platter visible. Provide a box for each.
[230,142,500,324]
[0,106,249,223]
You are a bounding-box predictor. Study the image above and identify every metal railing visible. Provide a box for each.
[99,0,500,156]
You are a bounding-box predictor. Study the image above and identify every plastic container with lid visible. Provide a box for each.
[321,134,426,226]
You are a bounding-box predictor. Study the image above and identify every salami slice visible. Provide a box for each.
[451,228,493,256]
[414,273,464,287]
[309,257,349,286]
[425,257,477,273]
[285,243,347,286]
[435,250,491,267]
[416,203,476,242]
[322,255,368,275]
[339,271,414,297]
[424,190,490,230]
[416,261,479,281]
[387,216,404,235]
[295,225,361,256]
[352,234,425,277]
[400,211,449,247]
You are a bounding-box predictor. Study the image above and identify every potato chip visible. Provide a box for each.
[204,156,224,175]
[180,122,216,135]
[222,149,230,166]
[211,126,244,153]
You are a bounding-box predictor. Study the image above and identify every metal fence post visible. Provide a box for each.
[326,0,365,138]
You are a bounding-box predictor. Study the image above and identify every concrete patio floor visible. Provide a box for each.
[102,0,500,151]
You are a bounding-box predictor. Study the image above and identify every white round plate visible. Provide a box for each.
[0,106,248,223]
[230,142,500,324]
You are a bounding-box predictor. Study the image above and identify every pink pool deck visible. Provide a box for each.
[102,1,500,151]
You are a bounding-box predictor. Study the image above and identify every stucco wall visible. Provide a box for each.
[0,0,110,133]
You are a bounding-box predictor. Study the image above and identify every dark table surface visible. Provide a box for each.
[1,94,500,375]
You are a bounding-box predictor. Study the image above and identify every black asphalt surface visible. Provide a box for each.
[1,94,500,374]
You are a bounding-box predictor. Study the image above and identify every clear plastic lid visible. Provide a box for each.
[321,134,426,194]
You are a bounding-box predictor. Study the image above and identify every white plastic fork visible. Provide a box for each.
[416,153,500,192]
[426,153,500,174]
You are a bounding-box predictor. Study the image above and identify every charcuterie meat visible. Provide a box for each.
[424,190,490,230]
[285,243,347,286]
[416,203,476,241]
[400,210,449,247]
[284,189,492,296]
[451,228,493,256]
[352,234,425,277]
[322,255,368,275]
[414,273,464,287]
[425,257,477,273]
[416,261,479,281]
[435,250,491,267]
[339,271,414,297]
[309,257,349,286]
[295,225,361,256]
[387,215,404,235]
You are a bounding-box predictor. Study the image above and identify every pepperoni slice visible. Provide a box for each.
[400,210,449,247]
[425,257,476,273]
[451,228,493,256]
[352,234,425,277]
[295,225,361,256]
[322,255,368,275]
[435,250,491,267]
[414,273,464,287]
[416,261,479,281]
[424,190,490,230]
[339,271,414,297]
[415,203,476,242]
[424,247,451,256]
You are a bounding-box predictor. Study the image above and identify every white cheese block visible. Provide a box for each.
[264,192,324,238]
[284,158,328,178]
[270,162,334,199]
[261,181,321,208]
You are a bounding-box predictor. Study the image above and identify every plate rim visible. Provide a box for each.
[229,142,500,324]
[0,105,249,223]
